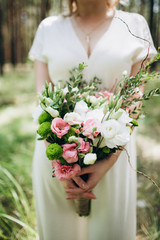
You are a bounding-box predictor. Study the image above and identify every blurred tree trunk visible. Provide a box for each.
[8,0,16,66]
[41,0,46,20]
[41,0,52,20]
[139,0,145,15]
[0,1,5,75]
[150,0,154,35]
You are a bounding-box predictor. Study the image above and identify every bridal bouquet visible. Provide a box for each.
[34,58,160,216]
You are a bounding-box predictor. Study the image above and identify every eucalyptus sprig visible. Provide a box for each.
[115,53,160,113]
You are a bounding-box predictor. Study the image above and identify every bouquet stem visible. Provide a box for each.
[74,174,91,217]
[74,198,91,217]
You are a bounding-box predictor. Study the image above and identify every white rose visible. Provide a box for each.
[32,105,45,123]
[110,109,132,124]
[45,106,59,118]
[64,112,82,125]
[85,108,104,122]
[74,100,89,121]
[101,119,130,148]
[84,153,97,165]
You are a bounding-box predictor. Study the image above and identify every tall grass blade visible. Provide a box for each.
[0,166,30,217]
[0,213,37,236]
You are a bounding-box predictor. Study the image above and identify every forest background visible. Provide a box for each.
[0,0,160,239]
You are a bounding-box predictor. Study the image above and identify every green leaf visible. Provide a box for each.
[130,119,139,126]
[103,146,110,154]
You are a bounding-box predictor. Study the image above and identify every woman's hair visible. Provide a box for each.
[67,0,120,15]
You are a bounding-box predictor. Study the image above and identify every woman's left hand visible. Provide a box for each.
[65,151,121,199]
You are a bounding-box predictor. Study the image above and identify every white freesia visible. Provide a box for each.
[64,112,82,125]
[84,153,97,165]
[85,108,104,122]
[45,106,59,118]
[32,105,45,123]
[100,119,131,148]
[74,100,89,121]
[110,109,132,124]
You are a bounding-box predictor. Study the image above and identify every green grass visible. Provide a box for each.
[0,65,159,239]
[136,75,160,239]
[0,65,37,239]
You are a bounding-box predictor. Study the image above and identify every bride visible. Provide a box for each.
[29,0,157,239]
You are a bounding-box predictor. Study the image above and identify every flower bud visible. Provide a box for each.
[108,94,114,109]
[45,97,53,105]
[68,136,80,145]
[38,94,45,102]
[48,82,53,96]
[103,103,109,115]
[45,107,59,118]
[115,98,123,112]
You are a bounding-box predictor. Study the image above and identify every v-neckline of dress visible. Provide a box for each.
[67,10,118,60]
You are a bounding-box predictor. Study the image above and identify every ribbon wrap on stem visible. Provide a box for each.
[74,174,91,216]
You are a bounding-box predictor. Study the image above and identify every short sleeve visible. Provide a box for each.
[132,15,157,64]
[28,21,47,63]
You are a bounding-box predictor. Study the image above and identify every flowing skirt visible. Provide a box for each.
[32,133,137,240]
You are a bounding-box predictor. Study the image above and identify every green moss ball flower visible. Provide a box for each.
[46,143,63,160]
[38,112,52,124]
[37,121,51,138]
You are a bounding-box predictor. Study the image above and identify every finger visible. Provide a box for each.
[72,176,89,190]
[66,192,96,200]
[82,192,96,199]
[85,178,97,192]
[65,188,85,194]
[77,166,93,176]
[62,179,77,189]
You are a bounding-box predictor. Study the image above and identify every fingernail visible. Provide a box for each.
[82,183,88,189]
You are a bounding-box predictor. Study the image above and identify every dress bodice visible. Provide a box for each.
[29,10,157,90]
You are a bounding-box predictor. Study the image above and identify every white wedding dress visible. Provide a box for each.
[29,10,156,240]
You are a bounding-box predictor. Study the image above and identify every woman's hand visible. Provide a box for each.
[61,178,96,200]
[65,150,121,199]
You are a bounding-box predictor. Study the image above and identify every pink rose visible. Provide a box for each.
[78,137,90,153]
[95,90,113,99]
[62,143,78,163]
[51,118,70,138]
[82,119,101,139]
[52,160,81,181]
